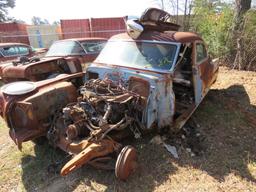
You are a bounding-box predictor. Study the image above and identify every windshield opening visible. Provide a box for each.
[95,41,178,71]
[81,41,106,54]
[46,41,85,57]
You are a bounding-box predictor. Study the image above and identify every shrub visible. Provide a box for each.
[192,3,233,58]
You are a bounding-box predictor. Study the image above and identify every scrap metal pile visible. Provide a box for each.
[47,78,144,179]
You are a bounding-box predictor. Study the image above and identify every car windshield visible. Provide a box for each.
[1,46,19,57]
[46,41,85,57]
[95,41,178,71]
[81,41,106,54]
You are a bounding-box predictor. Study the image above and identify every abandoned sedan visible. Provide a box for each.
[0,42,46,63]
[0,8,218,180]
[0,38,106,83]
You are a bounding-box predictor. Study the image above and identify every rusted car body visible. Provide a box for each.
[0,8,218,180]
[0,42,43,63]
[0,38,107,83]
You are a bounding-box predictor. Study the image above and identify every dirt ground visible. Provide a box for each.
[0,67,256,192]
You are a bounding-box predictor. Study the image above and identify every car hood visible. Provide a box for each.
[0,56,63,78]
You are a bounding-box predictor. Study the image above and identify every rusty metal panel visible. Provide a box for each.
[90,17,126,38]
[0,23,20,32]
[0,23,30,44]
[60,19,91,39]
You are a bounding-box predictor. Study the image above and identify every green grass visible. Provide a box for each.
[0,120,66,191]
[18,142,65,190]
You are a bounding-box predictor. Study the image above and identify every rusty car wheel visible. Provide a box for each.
[115,145,137,180]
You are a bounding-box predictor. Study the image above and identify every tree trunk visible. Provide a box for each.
[232,0,251,70]
[183,0,193,31]
[183,0,188,30]
[176,0,179,24]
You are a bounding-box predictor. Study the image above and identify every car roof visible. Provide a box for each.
[110,31,203,43]
[0,42,30,47]
[56,37,107,43]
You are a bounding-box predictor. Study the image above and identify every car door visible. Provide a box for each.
[192,41,209,105]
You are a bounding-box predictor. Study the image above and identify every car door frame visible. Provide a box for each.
[192,40,210,105]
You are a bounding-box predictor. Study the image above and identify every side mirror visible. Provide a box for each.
[126,19,144,39]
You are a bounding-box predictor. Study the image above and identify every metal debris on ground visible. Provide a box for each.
[150,135,164,145]
[163,144,179,159]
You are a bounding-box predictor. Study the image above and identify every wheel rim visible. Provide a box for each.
[115,145,137,180]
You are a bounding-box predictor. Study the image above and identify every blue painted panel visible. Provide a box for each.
[36,30,43,48]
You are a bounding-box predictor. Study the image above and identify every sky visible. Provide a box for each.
[7,0,256,24]
[8,0,160,24]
